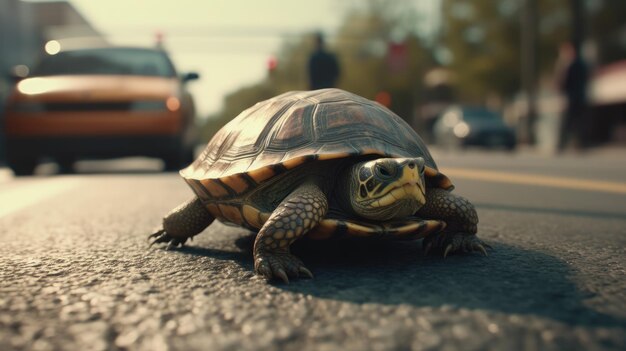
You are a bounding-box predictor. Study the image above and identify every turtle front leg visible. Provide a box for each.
[254,183,328,283]
[149,197,214,249]
[418,188,490,257]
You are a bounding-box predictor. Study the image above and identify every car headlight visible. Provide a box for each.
[166,97,180,112]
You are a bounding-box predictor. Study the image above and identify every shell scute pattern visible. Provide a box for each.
[181,89,452,208]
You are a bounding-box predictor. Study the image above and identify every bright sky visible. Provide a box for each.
[67,0,439,119]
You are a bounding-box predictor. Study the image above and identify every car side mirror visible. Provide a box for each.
[182,72,199,83]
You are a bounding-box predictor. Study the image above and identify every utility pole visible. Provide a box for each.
[520,0,538,145]
[570,0,585,55]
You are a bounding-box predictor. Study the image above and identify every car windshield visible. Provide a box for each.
[32,47,176,77]
[462,107,503,123]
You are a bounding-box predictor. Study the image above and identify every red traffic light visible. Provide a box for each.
[267,56,278,71]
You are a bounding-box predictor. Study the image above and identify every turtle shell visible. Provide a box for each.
[182,88,451,239]
[182,88,452,198]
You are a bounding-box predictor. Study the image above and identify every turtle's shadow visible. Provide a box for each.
[179,233,625,328]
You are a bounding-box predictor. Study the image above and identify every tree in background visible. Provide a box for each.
[439,0,576,105]
[587,1,626,65]
[202,0,625,142]
[439,0,625,103]
[201,0,436,141]
[333,1,436,120]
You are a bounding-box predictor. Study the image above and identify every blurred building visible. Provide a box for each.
[0,0,105,164]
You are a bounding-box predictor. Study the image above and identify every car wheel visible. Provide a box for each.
[163,145,193,172]
[8,157,38,176]
[56,157,75,174]
[163,154,180,172]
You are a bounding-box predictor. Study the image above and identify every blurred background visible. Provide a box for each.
[0,0,625,175]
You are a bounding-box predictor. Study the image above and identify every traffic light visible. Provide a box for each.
[267,56,278,72]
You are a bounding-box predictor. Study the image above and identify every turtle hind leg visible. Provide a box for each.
[418,188,491,257]
[254,183,328,283]
[149,197,214,250]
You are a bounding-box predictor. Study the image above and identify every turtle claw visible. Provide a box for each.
[476,244,488,257]
[275,269,290,284]
[254,250,312,283]
[256,264,272,280]
[148,229,165,245]
[148,228,187,249]
[299,266,314,279]
[423,232,491,258]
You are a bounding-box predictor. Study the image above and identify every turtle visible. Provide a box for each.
[149,88,489,283]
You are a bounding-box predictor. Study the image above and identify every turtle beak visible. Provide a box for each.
[369,157,426,209]
[397,158,426,205]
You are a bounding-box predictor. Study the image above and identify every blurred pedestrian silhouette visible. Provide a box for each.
[558,43,589,151]
[308,33,340,90]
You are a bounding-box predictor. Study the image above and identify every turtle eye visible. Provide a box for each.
[375,164,396,179]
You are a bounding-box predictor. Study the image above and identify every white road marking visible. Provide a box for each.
[0,178,82,218]
[442,167,626,195]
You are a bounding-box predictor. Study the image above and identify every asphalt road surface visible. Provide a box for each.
[1,149,625,351]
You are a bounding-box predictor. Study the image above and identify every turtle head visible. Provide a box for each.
[343,157,427,221]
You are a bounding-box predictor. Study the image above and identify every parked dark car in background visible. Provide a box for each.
[4,46,199,175]
[433,106,516,150]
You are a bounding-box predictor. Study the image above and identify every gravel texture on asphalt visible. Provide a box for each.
[0,174,624,351]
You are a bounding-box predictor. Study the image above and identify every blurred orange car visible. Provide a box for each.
[4,46,199,175]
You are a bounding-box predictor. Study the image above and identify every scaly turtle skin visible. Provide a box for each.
[149,89,489,283]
